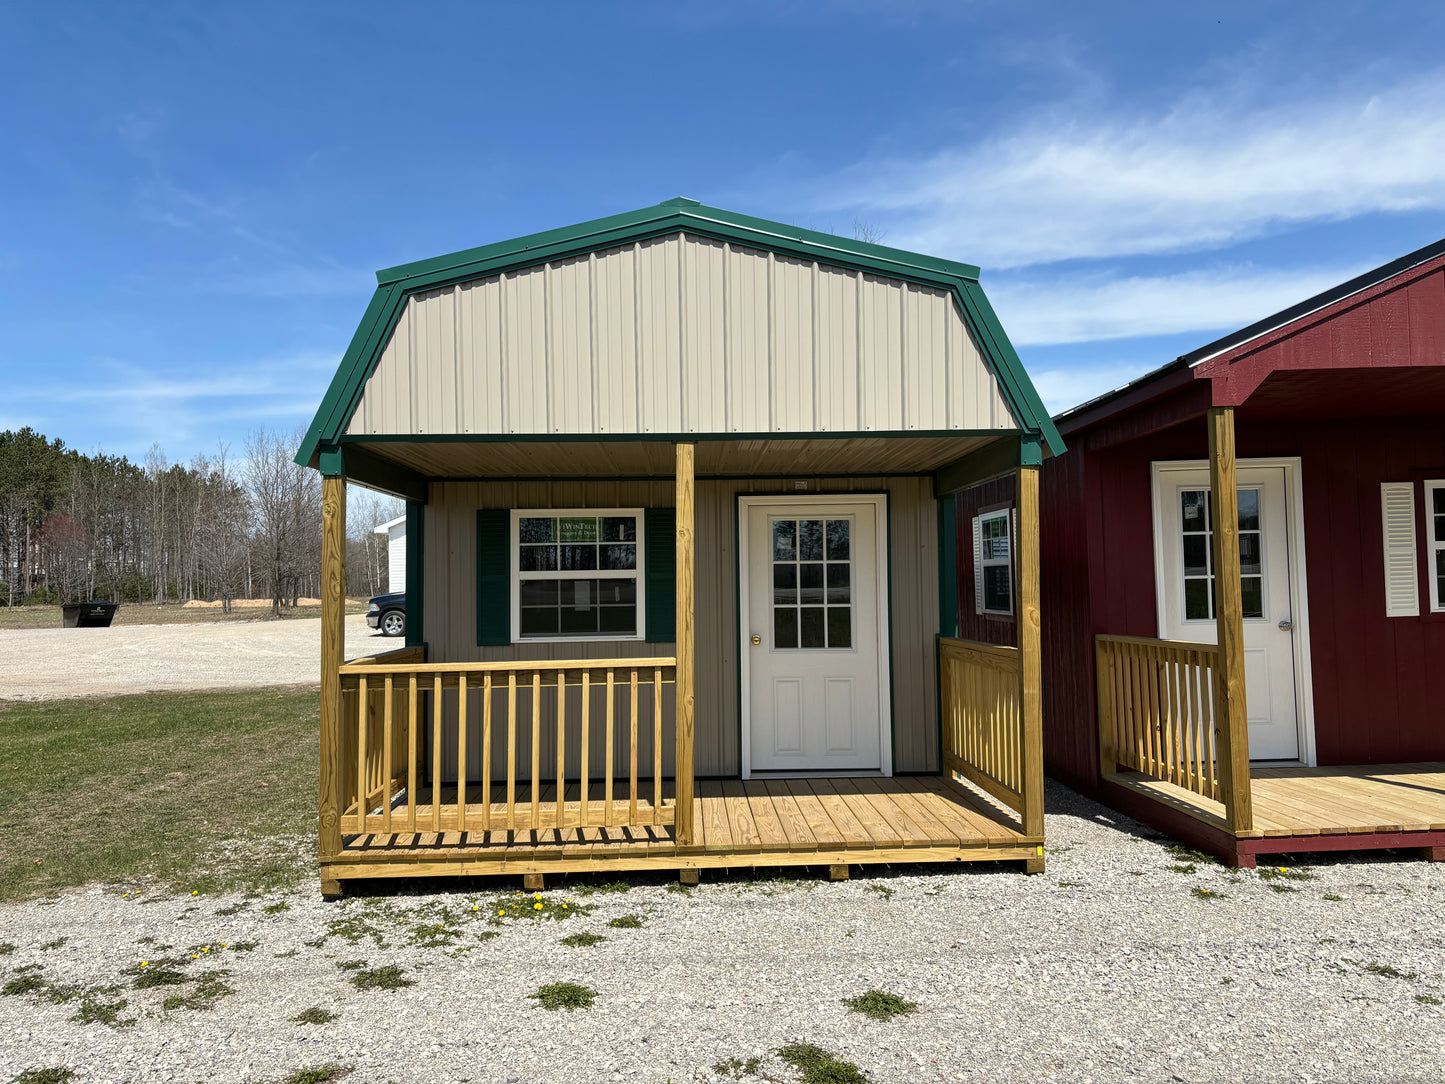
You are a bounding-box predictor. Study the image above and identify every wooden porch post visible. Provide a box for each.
[1016,463,1045,843]
[1207,407,1253,833]
[319,474,347,893]
[674,442,696,846]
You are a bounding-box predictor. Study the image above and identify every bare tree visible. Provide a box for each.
[197,445,250,613]
[244,426,320,616]
[852,219,886,245]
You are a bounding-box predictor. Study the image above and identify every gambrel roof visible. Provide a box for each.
[297,198,1061,472]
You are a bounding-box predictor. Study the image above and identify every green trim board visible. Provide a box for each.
[404,501,425,646]
[295,199,1064,469]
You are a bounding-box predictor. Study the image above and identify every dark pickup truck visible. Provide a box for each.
[365,592,407,637]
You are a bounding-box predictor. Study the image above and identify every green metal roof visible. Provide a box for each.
[296,198,1063,467]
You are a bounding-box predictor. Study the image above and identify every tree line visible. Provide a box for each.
[0,426,402,613]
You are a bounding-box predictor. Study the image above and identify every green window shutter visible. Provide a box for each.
[644,507,676,643]
[476,509,510,646]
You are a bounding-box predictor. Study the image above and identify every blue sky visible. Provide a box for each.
[5,2,1445,462]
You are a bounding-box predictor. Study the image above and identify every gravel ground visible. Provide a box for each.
[0,615,379,700]
[1,782,1441,1084]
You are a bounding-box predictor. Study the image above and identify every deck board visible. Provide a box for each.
[1107,763,1445,840]
[331,775,1038,881]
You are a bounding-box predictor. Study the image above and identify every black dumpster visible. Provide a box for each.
[62,601,119,628]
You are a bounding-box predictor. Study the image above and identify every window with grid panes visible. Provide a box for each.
[770,517,853,649]
[513,511,642,640]
[1179,488,1264,620]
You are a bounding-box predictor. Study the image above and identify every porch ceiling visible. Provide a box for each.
[1239,365,1445,419]
[345,433,1000,480]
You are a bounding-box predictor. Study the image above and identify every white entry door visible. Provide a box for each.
[740,496,890,775]
[1155,464,1300,761]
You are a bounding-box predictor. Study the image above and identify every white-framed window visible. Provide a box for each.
[973,508,1014,616]
[510,509,645,642]
[1428,481,1445,613]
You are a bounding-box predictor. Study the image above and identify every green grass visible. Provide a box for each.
[1166,844,1217,866]
[348,965,414,992]
[776,1042,866,1084]
[559,932,608,948]
[0,688,321,901]
[713,1056,762,1077]
[282,1068,352,1084]
[1190,887,1227,901]
[11,1069,76,1084]
[1416,994,1442,1005]
[841,989,918,1021]
[609,913,644,929]
[290,1006,338,1025]
[530,982,595,1011]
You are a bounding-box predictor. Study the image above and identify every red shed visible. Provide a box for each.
[1026,240,1445,866]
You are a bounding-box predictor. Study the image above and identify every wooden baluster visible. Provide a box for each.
[1201,656,1217,799]
[580,671,591,828]
[356,676,368,833]
[432,674,443,832]
[1180,656,1193,790]
[457,674,468,834]
[653,665,663,824]
[629,667,639,825]
[605,668,615,828]
[531,671,541,831]
[556,672,566,828]
[481,673,493,832]
[407,675,418,833]
[507,671,517,832]
[382,675,394,833]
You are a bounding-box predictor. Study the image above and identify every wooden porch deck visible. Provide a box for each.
[325,775,1041,884]
[1104,763,1445,866]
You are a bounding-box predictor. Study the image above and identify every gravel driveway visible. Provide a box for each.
[0,615,381,700]
[0,783,1440,1084]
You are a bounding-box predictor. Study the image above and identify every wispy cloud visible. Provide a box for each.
[1030,362,1157,415]
[991,262,1366,347]
[817,72,1445,268]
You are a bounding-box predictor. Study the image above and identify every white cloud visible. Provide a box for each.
[991,262,1366,347]
[1030,363,1158,415]
[819,73,1445,268]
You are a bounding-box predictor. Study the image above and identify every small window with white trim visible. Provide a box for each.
[511,509,644,641]
[1428,481,1445,613]
[973,508,1014,615]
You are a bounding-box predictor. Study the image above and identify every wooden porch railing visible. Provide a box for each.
[939,636,1041,836]
[1096,635,1221,801]
[335,654,678,835]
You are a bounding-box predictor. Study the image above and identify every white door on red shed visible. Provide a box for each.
[1154,464,1301,761]
[740,495,891,776]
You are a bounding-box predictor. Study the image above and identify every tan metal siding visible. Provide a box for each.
[349,234,1016,439]
[421,475,939,777]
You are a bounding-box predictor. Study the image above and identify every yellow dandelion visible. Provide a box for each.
[533,902,543,911]
[563,904,569,909]
[191,890,199,896]
[498,910,505,916]
[1278,866,1288,873]
[141,961,149,968]
[202,947,209,953]
[191,954,198,959]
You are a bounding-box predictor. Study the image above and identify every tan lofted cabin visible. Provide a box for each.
[295,198,1064,895]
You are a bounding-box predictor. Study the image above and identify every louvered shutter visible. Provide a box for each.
[475,509,511,645]
[972,515,984,615]
[1379,483,1419,618]
[644,507,676,642]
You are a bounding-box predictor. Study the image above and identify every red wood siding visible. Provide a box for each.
[1042,411,1445,776]
[953,476,1017,648]
[1198,263,1445,404]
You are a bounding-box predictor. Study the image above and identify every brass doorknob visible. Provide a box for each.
[751,635,762,646]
